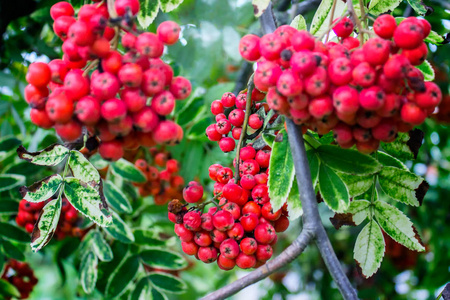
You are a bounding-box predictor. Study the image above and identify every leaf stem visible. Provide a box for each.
[325,0,338,42]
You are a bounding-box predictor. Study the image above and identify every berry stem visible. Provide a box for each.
[82,59,99,77]
[234,73,255,184]
[325,0,338,42]
[346,0,364,44]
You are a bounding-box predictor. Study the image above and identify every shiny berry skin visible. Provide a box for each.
[45,93,74,123]
[183,182,203,203]
[200,213,214,231]
[184,211,202,231]
[235,253,256,269]
[240,174,256,190]
[132,107,159,132]
[359,86,385,111]
[255,150,270,169]
[373,14,397,39]
[261,202,282,221]
[216,119,232,135]
[181,241,198,255]
[100,98,127,123]
[91,72,120,100]
[194,230,212,246]
[170,76,192,100]
[211,100,224,115]
[332,17,354,38]
[206,124,222,141]
[221,92,236,107]
[211,229,227,244]
[63,70,90,100]
[248,114,263,130]
[219,137,236,153]
[259,33,283,61]
[274,215,290,232]
[332,86,359,115]
[372,119,397,142]
[394,21,424,50]
[141,68,165,96]
[175,224,194,242]
[212,210,235,231]
[118,63,143,88]
[222,183,243,204]
[352,62,376,87]
[121,88,147,113]
[228,109,245,127]
[227,222,244,240]
[256,244,273,262]
[240,213,259,232]
[240,237,258,255]
[362,38,390,66]
[400,102,427,125]
[136,33,164,58]
[198,246,218,263]
[151,91,175,116]
[75,96,100,125]
[157,21,181,45]
[415,82,442,108]
[114,0,140,16]
[254,223,276,244]
[30,108,54,129]
[50,2,74,20]
[309,96,334,119]
[220,238,240,259]
[98,140,124,161]
[239,34,261,61]
[26,62,51,88]
[217,254,236,270]
[277,69,303,97]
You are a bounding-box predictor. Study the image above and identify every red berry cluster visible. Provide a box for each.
[133,149,185,205]
[169,144,290,270]
[16,198,84,239]
[24,0,191,161]
[238,16,442,153]
[1,260,38,299]
[207,89,269,152]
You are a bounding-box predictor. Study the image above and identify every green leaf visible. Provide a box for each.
[330,200,371,229]
[80,251,98,294]
[251,0,270,17]
[104,212,135,243]
[306,149,319,187]
[0,222,30,243]
[316,145,382,175]
[0,136,21,152]
[17,144,69,166]
[406,0,428,15]
[0,200,19,215]
[353,219,385,278]
[425,30,445,46]
[137,0,160,29]
[140,248,188,271]
[376,151,408,170]
[68,150,100,189]
[1,239,25,261]
[381,129,424,160]
[92,231,113,262]
[368,0,402,15]
[290,14,307,31]
[261,133,275,147]
[111,159,147,183]
[268,129,295,211]
[130,277,168,300]
[104,181,132,214]
[133,229,167,247]
[160,0,183,13]
[187,117,210,141]
[20,174,62,203]
[286,178,302,220]
[0,174,26,193]
[310,0,346,35]
[64,177,112,226]
[378,166,428,206]
[147,272,187,294]
[318,164,349,212]
[78,231,95,260]
[0,279,21,298]
[105,254,140,298]
[337,173,374,197]
[416,60,435,81]
[31,197,61,252]
[374,201,425,251]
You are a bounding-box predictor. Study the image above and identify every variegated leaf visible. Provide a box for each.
[310,0,346,36]
[68,150,100,189]
[92,231,113,262]
[147,272,187,294]
[337,173,374,197]
[111,159,147,183]
[354,219,385,278]
[104,181,132,214]
[140,248,188,271]
[17,144,69,166]
[318,164,349,213]
[160,0,183,13]
[138,0,160,29]
[20,174,62,203]
[80,251,98,294]
[252,0,270,17]
[31,196,61,252]
[105,254,140,298]
[0,174,26,193]
[286,177,302,220]
[368,0,402,16]
[104,211,135,243]
[290,14,307,31]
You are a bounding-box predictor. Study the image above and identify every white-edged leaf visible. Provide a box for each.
[252,0,270,17]
[337,173,374,197]
[318,164,350,213]
[378,166,428,206]
[374,201,425,251]
[286,177,302,220]
[268,129,295,211]
[80,251,98,294]
[104,181,132,214]
[306,149,319,188]
[64,177,112,227]
[140,248,188,271]
[406,0,428,15]
[0,174,26,193]
[160,0,183,13]
[137,0,160,29]
[354,219,385,278]
[416,60,435,81]
[290,14,306,31]
[310,0,346,36]
[104,211,135,243]
[31,196,61,252]
[330,199,371,229]
[376,151,408,170]
[368,0,402,16]
[147,272,187,294]
[17,144,69,166]
[20,174,62,203]
[68,150,100,189]
[105,254,140,298]
[92,231,113,262]
[111,158,147,183]
[381,129,424,161]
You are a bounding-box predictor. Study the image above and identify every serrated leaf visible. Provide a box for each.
[290,14,306,31]
[31,197,61,252]
[147,272,187,294]
[104,211,135,243]
[381,129,424,160]
[310,0,346,36]
[105,254,140,298]
[376,151,408,170]
[337,173,374,197]
[1,239,25,261]
[92,231,113,262]
[306,149,319,187]
[425,30,445,46]
[17,144,69,166]
[104,180,132,214]
[378,166,428,206]
[416,60,435,81]
[354,219,385,278]
[0,279,21,298]
[0,222,30,243]
[0,174,26,193]
[252,0,270,17]
[140,248,187,271]
[160,0,183,12]
[406,0,428,15]
[133,229,167,247]
[111,159,147,183]
[0,200,19,215]
[348,200,371,225]
[137,0,160,29]
[318,164,349,212]
[316,145,382,175]
[64,177,112,227]
[286,178,302,220]
[68,150,100,189]
[268,129,295,211]
[374,201,425,251]
[80,251,98,294]
[368,0,402,15]
[19,174,62,203]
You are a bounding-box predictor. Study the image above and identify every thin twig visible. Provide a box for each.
[325,0,338,42]
[346,0,364,44]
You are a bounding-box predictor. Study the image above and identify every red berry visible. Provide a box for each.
[183,182,204,203]
[26,62,51,88]
[239,34,261,61]
[98,140,124,161]
[157,21,180,45]
[332,17,354,38]
[212,210,234,231]
[235,252,256,269]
